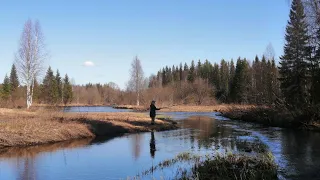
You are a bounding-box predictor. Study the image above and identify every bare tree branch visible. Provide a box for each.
[127,56,145,106]
[14,19,47,109]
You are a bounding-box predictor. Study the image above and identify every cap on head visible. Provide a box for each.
[151,100,156,103]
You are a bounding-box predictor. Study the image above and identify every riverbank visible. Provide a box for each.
[0,108,178,148]
[220,106,320,131]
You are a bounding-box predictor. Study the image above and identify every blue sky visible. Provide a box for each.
[0,0,290,89]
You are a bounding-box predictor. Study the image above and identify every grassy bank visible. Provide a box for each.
[220,106,320,131]
[186,153,277,180]
[135,152,277,180]
[0,108,178,148]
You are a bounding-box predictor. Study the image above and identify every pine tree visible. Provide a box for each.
[187,60,195,83]
[63,74,73,105]
[279,0,311,108]
[56,70,63,103]
[2,75,11,100]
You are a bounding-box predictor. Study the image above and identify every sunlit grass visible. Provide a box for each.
[132,151,277,180]
[0,108,178,147]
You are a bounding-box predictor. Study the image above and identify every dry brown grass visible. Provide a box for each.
[0,108,94,148]
[0,108,177,148]
[160,104,256,112]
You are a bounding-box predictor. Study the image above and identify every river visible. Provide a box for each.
[0,106,320,180]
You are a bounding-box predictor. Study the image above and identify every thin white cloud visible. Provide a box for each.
[83,61,95,67]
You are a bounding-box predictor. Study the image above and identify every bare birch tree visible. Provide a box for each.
[263,43,276,61]
[15,19,46,109]
[127,56,145,106]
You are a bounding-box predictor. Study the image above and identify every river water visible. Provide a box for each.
[0,106,320,180]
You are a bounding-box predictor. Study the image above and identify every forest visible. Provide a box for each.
[0,0,319,122]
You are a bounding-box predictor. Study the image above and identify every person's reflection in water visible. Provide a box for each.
[150,131,156,158]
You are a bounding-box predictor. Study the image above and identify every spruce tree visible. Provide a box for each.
[311,26,320,104]
[161,68,166,86]
[197,60,202,77]
[212,63,220,90]
[183,62,189,82]
[230,59,251,103]
[202,59,211,80]
[228,59,236,101]
[63,74,73,105]
[187,60,195,83]
[56,70,63,103]
[220,59,229,98]
[175,66,179,82]
[42,67,59,104]
[9,64,19,93]
[9,64,19,105]
[179,63,183,82]
[33,77,40,103]
[252,56,260,103]
[279,0,310,108]
[2,75,11,100]
[266,60,273,104]
[261,55,268,103]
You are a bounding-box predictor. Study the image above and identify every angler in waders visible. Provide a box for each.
[150,100,160,125]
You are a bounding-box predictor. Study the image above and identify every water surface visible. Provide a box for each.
[1,108,320,180]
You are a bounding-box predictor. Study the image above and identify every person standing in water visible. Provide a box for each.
[150,100,160,125]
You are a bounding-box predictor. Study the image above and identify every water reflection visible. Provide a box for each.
[279,130,320,179]
[17,158,36,180]
[178,116,259,153]
[0,138,93,158]
[150,131,156,158]
[131,134,142,160]
[0,138,94,180]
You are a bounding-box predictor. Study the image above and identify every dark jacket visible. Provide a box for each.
[150,104,160,117]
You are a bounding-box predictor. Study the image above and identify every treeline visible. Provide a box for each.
[148,56,279,105]
[0,65,73,107]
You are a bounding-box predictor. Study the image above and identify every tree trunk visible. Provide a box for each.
[137,92,140,106]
